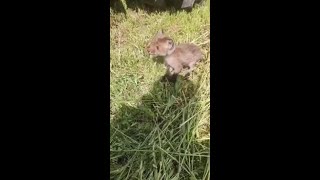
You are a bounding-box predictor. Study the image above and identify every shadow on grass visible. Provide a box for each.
[152,56,165,65]
[109,75,201,179]
[110,0,204,15]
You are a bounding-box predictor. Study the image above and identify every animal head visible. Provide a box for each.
[146,30,175,57]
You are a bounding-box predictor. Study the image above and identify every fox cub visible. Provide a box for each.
[146,30,203,81]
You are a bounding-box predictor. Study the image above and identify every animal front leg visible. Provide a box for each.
[164,65,174,75]
[184,61,197,77]
[162,65,181,83]
[162,66,174,82]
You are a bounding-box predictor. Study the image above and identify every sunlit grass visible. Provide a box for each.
[110,1,210,179]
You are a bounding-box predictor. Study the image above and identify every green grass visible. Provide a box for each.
[110,1,210,179]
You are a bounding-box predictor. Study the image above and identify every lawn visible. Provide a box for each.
[110,0,210,179]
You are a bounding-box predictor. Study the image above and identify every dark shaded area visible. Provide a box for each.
[110,0,204,15]
[152,56,165,65]
[109,75,201,179]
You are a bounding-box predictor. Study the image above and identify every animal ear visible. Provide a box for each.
[167,39,175,49]
[156,29,164,37]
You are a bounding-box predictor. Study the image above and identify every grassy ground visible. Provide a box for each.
[110,0,210,179]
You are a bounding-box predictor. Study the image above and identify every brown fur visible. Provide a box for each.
[146,30,203,78]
